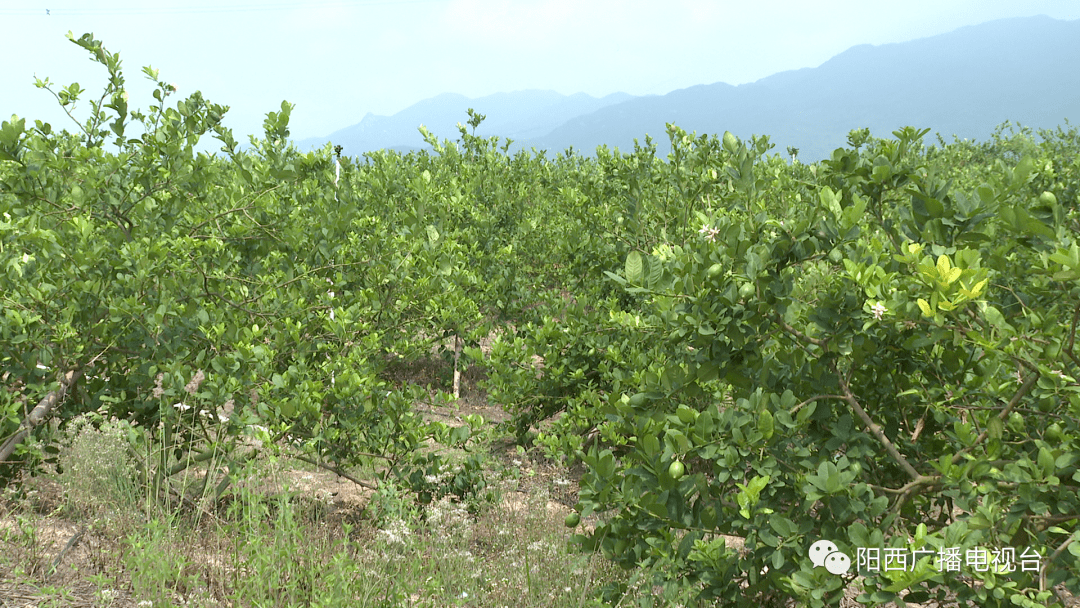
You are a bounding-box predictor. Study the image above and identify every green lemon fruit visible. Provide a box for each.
[1038,397,1055,413]
[564,512,581,528]
[1007,412,1025,433]
[707,263,723,278]
[668,460,685,480]
[1039,191,1058,206]
[1046,423,1065,442]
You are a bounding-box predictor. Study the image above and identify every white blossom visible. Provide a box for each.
[870,302,887,320]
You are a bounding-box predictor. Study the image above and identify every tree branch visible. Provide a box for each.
[769,312,828,348]
[789,394,845,416]
[292,454,377,490]
[835,370,920,480]
[1043,528,1079,593]
[951,370,1039,466]
[0,369,83,464]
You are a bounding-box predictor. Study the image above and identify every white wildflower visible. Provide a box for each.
[426,497,471,539]
[870,302,887,320]
[378,518,411,546]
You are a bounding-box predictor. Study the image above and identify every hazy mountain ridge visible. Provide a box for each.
[298,15,1080,161]
[297,90,634,154]
[527,15,1080,160]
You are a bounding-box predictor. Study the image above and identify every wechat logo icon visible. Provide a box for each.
[809,539,851,575]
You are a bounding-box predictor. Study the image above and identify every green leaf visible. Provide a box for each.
[279,399,296,417]
[917,299,933,317]
[625,250,643,284]
[820,187,842,219]
[642,434,660,457]
[647,255,664,287]
[980,303,1013,332]
[758,409,775,440]
[722,131,738,154]
[768,514,796,537]
[450,424,470,446]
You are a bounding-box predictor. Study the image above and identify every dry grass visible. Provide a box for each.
[0,398,652,608]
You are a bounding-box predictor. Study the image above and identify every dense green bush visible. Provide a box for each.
[490,126,1079,606]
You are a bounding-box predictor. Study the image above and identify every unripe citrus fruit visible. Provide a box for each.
[564,512,581,528]
[1039,191,1057,206]
[1007,411,1025,433]
[1046,423,1065,442]
[668,460,685,480]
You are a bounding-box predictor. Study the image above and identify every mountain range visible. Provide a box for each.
[296,15,1080,161]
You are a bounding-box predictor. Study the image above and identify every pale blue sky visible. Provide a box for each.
[3,0,1078,145]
